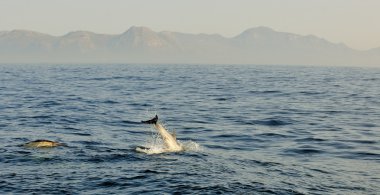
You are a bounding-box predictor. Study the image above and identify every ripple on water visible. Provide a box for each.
[339,151,380,160]
[258,132,292,138]
[283,145,325,156]
[240,118,294,126]
[295,137,327,143]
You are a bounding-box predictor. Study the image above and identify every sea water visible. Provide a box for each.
[0,64,379,194]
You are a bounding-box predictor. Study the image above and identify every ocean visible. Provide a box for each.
[0,64,379,194]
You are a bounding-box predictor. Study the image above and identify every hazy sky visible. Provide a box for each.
[1,0,379,50]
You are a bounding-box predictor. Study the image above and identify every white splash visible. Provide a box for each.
[136,114,202,154]
[136,131,167,154]
[136,129,202,155]
[179,140,203,152]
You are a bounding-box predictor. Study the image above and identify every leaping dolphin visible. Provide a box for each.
[23,140,66,148]
[140,115,183,152]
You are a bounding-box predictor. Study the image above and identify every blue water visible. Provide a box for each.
[0,64,379,194]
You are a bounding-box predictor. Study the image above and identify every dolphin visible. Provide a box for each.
[140,115,183,152]
[23,140,66,148]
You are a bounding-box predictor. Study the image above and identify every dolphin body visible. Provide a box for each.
[23,140,66,148]
[140,115,183,152]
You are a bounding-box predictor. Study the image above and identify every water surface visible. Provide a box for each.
[0,64,379,194]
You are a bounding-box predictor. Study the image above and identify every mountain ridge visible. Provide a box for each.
[0,26,379,66]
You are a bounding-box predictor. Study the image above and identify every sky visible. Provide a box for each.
[1,0,379,50]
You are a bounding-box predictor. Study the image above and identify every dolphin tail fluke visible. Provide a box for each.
[141,115,158,124]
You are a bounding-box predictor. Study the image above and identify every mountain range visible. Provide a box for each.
[0,26,379,66]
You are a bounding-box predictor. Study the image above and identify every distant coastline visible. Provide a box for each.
[1,26,379,67]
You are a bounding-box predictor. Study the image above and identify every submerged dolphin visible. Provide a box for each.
[140,115,183,152]
[23,140,66,148]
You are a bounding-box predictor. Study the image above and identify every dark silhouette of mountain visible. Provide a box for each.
[0,26,379,66]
